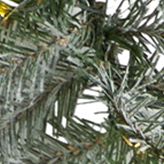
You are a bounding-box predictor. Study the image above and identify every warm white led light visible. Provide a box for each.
[0,0,19,7]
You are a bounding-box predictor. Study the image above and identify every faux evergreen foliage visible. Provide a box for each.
[0,0,163,163]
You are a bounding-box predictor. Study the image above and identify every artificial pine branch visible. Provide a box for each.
[0,0,163,163]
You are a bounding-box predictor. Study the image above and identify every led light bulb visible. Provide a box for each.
[0,0,19,7]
